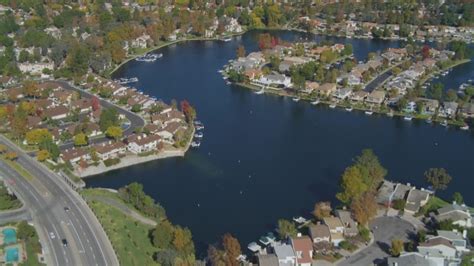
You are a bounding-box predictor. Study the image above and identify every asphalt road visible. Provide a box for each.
[338,216,416,266]
[0,135,119,266]
[54,80,145,150]
[364,70,393,92]
[0,205,30,224]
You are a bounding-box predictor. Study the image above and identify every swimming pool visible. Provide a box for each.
[2,228,17,245]
[5,247,19,263]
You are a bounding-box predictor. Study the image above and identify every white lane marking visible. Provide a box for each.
[44,226,60,266]
[69,220,86,253]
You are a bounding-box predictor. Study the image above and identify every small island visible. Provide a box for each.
[223,33,474,130]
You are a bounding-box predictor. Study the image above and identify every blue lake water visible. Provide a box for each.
[87,30,474,256]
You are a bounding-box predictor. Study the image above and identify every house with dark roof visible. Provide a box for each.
[336,210,359,237]
[387,252,444,266]
[308,223,330,243]
[43,105,69,120]
[404,187,432,214]
[433,230,469,253]
[59,148,90,164]
[256,254,278,266]
[417,238,458,262]
[435,203,472,228]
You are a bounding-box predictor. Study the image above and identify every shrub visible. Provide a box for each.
[104,158,120,167]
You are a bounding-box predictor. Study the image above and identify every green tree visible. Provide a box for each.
[106,126,123,141]
[152,220,174,249]
[277,219,297,239]
[390,239,404,256]
[17,221,36,241]
[424,168,452,191]
[452,192,464,204]
[73,133,88,146]
[36,150,50,162]
[355,149,387,190]
[336,165,368,204]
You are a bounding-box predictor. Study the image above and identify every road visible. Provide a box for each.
[338,216,416,266]
[53,80,146,150]
[364,70,393,92]
[0,135,119,266]
[0,206,30,223]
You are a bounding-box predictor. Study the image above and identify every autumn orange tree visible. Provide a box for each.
[207,233,241,266]
[312,201,332,221]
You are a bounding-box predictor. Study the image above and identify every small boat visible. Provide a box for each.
[190,141,201,148]
[194,120,203,126]
[194,132,203,138]
[221,37,232,42]
[468,79,473,83]
[218,70,223,73]
[441,120,448,127]
[226,81,231,85]
[255,88,264,95]
[365,110,373,115]
[329,103,336,108]
[292,97,300,102]
[404,116,413,121]
[311,100,320,105]
[223,76,228,80]
[345,107,353,112]
[195,125,204,130]
[460,124,469,130]
[426,119,432,124]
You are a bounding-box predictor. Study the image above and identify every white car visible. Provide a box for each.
[49,232,55,239]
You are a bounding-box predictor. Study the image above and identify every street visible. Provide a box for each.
[338,216,416,266]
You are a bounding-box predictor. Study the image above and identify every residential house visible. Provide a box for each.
[131,34,151,49]
[376,180,397,206]
[417,98,439,115]
[27,116,42,129]
[308,223,331,243]
[273,242,296,266]
[436,203,472,228]
[304,81,320,94]
[71,98,93,113]
[417,238,458,262]
[256,254,279,266]
[387,252,445,266]
[59,148,90,164]
[43,105,69,120]
[404,187,431,214]
[350,91,369,102]
[439,102,458,118]
[244,69,263,80]
[434,230,469,253]
[460,102,474,118]
[257,74,292,88]
[336,210,358,237]
[392,183,413,201]
[316,83,337,97]
[365,90,386,105]
[93,141,126,160]
[127,134,162,154]
[323,216,344,246]
[18,62,54,75]
[290,236,313,266]
[333,88,352,100]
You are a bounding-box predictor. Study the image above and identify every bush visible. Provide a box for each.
[339,240,356,251]
[392,199,406,210]
[358,226,371,242]
[104,158,120,167]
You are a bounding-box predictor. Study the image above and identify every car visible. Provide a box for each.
[49,232,55,239]
[62,239,68,247]
[64,207,70,212]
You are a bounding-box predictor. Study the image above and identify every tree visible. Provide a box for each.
[421,45,431,59]
[452,192,464,204]
[172,226,195,256]
[106,126,123,141]
[222,233,241,266]
[351,192,378,225]
[180,100,196,123]
[131,104,142,113]
[0,144,6,154]
[73,133,88,146]
[25,129,52,145]
[336,165,368,204]
[17,221,36,241]
[236,45,246,58]
[154,249,178,266]
[91,96,100,112]
[152,220,174,249]
[428,83,444,101]
[390,239,404,256]
[424,168,452,191]
[5,152,17,161]
[208,245,226,266]
[277,219,297,239]
[312,201,332,220]
[99,108,119,132]
[36,150,50,162]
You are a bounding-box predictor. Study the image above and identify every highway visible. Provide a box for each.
[0,135,119,266]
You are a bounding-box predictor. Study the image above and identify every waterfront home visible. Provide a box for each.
[435,203,472,228]
[350,91,369,102]
[231,53,265,71]
[126,134,161,154]
[18,62,54,75]
[43,105,69,120]
[256,254,278,266]
[304,81,320,94]
[59,147,90,164]
[279,57,310,73]
[151,110,185,127]
[365,90,386,105]
[130,34,151,49]
[376,180,397,206]
[417,238,459,262]
[323,216,344,246]
[392,183,413,202]
[460,102,474,118]
[290,236,313,266]
[244,69,263,80]
[417,98,440,115]
[256,74,292,88]
[387,252,445,266]
[438,102,458,118]
[335,210,358,237]
[434,230,469,253]
[404,187,432,214]
[273,242,296,265]
[93,141,127,161]
[315,83,337,97]
[0,76,14,88]
[308,223,331,243]
[333,88,352,100]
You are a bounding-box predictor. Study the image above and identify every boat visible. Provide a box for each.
[426,119,432,124]
[221,37,232,42]
[194,132,203,138]
[255,88,264,95]
[460,124,469,130]
[247,242,261,253]
[115,77,138,84]
[404,116,413,121]
[345,107,353,112]
[135,53,161,62]
[329,103,336,108]
[194,120,203,126]
[195,125,204,130]
[441,120,448,127]
[311,100,320,105]
[292,97,300,102]
[468,79,473,83]
[365,110,373,115]
[190,141,200,148]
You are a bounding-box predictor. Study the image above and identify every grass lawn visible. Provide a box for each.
[86,198,158,266]
[3,159,34,181]
[419,196,450,216]
[21,232,45,266]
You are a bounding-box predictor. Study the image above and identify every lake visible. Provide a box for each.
[87,30,474,256]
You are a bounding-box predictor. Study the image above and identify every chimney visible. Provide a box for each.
[407,182,411,187]
[316,221,321,225]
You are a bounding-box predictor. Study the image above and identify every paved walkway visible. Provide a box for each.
[84,195,157,226]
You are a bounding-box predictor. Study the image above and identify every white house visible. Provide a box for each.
[257,74,292,88]
[127,134,161,154]
[308,223,330,243]
[417,238,458,261]
[436,203,472,228]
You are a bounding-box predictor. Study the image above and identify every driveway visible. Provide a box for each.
[338,216,416,266]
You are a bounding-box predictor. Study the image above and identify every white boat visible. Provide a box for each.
[365,110,373,115]
[218,70,223,73]
[195,125,204,130]
[292,97,300,102]
[441,120,448,127]
[404,116,413,121]
[468,79,473,83]
[190,141,201,148]
[226,81,231,85]
[345,107,353,112]
[329,104,336,108]
[135,53,160,62]
[194,132,203,138]
[255,88,264,95]
[221,37,232,42]
[460,124,469,130]
[223,76,228,80]
[426,119,432,124]
[311,100,320,105]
